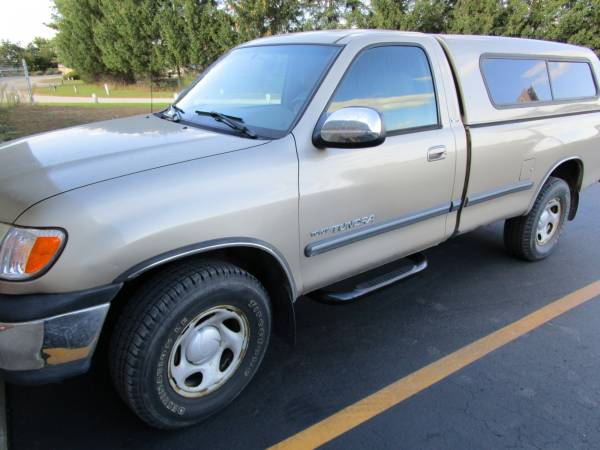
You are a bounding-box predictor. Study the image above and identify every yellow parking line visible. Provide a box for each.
[269,280,600,450]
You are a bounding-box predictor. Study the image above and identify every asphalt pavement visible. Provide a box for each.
[0,381,5,450]
[5,182,600,450]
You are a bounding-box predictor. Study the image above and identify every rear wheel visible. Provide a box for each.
[110,260,271,429]
[504,176,570,261]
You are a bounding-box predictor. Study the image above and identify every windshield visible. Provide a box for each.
[175,44,340,138]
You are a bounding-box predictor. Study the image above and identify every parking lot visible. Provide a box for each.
[3,182,600,450]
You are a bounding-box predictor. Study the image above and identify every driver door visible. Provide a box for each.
[297,41,458,292]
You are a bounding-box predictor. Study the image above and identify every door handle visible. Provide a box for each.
[427,145,447,162]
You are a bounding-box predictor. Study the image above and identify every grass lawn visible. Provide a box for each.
[0,108,18,142]
[33,80,176,99]
[0,104,154,142]
[35,102,169,108]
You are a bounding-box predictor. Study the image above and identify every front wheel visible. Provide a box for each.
[504,176,571,261]
[110,260,271,429]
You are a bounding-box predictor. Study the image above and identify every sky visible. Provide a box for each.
[0,0,56,45]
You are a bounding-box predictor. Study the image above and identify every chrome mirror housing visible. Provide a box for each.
[313,107,386,148]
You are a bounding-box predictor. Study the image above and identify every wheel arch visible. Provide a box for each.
[112,238,298,344]
[527,157,584,220]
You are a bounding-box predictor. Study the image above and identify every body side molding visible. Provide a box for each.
[465,180,534,207]
[305,178,540,258]
[450,199,463,212]
[305,203,451,257]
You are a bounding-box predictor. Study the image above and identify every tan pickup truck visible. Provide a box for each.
[1,30,599,429]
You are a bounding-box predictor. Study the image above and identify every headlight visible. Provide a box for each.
[0,224,66,281]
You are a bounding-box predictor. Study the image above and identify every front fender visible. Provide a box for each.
[1,136,302,296]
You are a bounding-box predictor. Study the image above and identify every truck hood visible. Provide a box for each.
[0,114,265,223]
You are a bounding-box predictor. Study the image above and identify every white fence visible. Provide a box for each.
[0,63,21,105]
[0,60,33,105]
[0,65,24,77]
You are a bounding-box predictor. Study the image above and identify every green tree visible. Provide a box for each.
[496,0,529,37]
[516,0,565,40]
[24,37,58,72]
[345,0,371,28]
[183,0,237,71]
[49,0,600,82]
[53,0,107,80]
[227,0,302,40]
[299,0,367,30]
[403,0,453,33]
[94,0,162,80]
[369,0,408,29]
[156,0,190,82]
[0,38,57,72]
[555,0,600,54]
[143,0,237,79]
[0,41,24,67]
[450,0,504,35]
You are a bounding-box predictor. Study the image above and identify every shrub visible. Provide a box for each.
[63,70,81,80]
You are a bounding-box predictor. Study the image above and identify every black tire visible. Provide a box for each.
[110,259,271,429]
[504,176,570,261]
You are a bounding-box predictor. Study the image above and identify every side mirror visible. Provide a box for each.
[313,107,385,148]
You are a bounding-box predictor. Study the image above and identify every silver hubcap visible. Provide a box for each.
[536,197,562,246]
[168,306,249,398]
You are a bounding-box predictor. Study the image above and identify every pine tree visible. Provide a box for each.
[450,0,504,35]
[156,0,190,83]
[51,0,600,82]
[227,0,303,40]
[518,0,565,40]
[53,0,108,80]
[403,0,454,33]
[555,0,600,54]
[497,0,529,37]
[299,1,370,30]
[94,0,162,81]
[185,0,237,71]
[369,0,408,29]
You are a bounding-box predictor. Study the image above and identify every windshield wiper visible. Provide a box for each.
[195,110,257,139]
[161,104,185,122]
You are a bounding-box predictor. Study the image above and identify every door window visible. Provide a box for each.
[327,45,439,134]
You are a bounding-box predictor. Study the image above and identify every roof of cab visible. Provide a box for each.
[241,29,592,54]
[239,29,425,46]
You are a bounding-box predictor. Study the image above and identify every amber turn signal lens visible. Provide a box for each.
[0,225,66,280]
[25,236,63,274]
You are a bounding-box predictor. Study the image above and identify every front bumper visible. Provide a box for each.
[0,284,121,384]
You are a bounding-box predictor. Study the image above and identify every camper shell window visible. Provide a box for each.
[480,55,598,108]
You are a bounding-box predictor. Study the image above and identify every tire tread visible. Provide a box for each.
[504,176,569,261]
[109,259,267,429]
